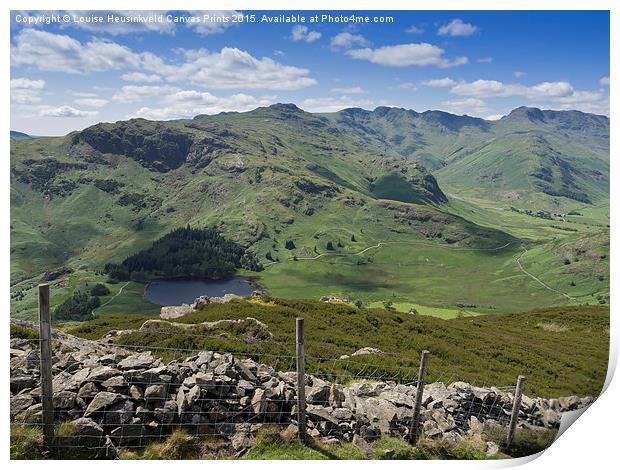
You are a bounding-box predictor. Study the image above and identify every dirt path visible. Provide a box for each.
[92,281,130,317]
[291,240,512,261]
[516,250,576,301]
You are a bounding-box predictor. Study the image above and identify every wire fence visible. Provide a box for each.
[9,285,532,458]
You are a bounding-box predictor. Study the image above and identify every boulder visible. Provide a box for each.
[84,391,123,416]
[118,353,155,370]
[144,384,168,401]
[89,366,121,382]
[10,395,34,418]
[104,400,134,426]
[155,400,178,424]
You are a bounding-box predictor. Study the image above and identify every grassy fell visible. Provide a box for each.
[61,298,609,398]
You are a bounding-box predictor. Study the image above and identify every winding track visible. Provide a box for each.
[290,240,512,261]
[516,250,576,301]
[92,281,130,317]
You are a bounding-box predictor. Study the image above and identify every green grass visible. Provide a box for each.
[61,298,609,398]
[11,105,608,320]
[367,301,480,319]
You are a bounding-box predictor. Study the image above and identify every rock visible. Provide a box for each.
[118,353,155,370]
[10,395,34,418]
[144,384,168,401]
[423,382,450,405]
[486,441,499,456]
[251,389,268,415]
[348,382,385,397]
[53,390,77,409]
[128,385,142,400]
[231,426,254,451]
[101,376,127,390]
[194,372,216,389]
[194,351,213,367]
[89,366,121,382]
[176,388,188,417]
[77,382,99,401]
[356,397,399,434]
[155,401,178,424]
[351,347,385,357]
[380,390,415,408]
[306,405,340,427]
[110,418,144,445]
[469,416,484,435]
[306,382,331,405]
[104,400,134,426]
[187,385,202,408]
[11,375,37,394]
[332,408,354,421]
[329,385,345,408]
[71,417,118,459]
[84,392,123,416]
[558,396,579,411]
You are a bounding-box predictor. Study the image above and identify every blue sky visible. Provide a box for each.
[10,10,610,135]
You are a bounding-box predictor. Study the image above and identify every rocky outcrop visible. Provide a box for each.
[10,321,593,457]
[159,295,240,319]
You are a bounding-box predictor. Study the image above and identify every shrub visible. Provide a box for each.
[285,240,296,250]
[90,283,110,296]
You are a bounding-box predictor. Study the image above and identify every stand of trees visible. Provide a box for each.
[105,226,263,282]
[54,291,100,322]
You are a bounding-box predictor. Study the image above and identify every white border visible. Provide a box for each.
[2,1,616,469]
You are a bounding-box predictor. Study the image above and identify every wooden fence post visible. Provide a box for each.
[507,375,525,448]
[409,350,430,444]
[296,317,307,443]
[38,284,55,448]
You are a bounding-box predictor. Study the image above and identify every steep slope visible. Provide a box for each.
[10,104,505,285]
[324,106,609,210]
[323,107,492,170]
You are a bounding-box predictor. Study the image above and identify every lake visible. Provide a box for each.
[143,277,257,306]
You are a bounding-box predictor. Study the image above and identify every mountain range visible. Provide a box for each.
[10,104,610,317]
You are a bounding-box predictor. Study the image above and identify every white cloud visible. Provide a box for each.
[121,72,162,83]
[599,76,610,86]
[11,29,316,91]
[406,25,424,34]
[273,50,285,57]
[398,82,417,90]
[74,98,109,108]
[477,57,493,63]
[330,86,367,94]
[450,79,574,99]
[300,96,374,113]
[11,29,141,73]
[143,47,317,90]
[438,19,478,37]
[421,77,456,87]
[11,78,45,104]
[39,105,98,118]
[112,85,180,102]
[441,97,488,114]
[330,32,370,49]
[130,90,274,120]
[486,114,505,121]
[347,43,468,68]
[451,78,609,116]
[514,71,527,78]
[291,25,321,43]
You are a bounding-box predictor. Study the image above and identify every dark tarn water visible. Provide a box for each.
[143,278,256,306]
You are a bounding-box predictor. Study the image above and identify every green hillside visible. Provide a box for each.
[10,104,609,319]
[61,298,609,398]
